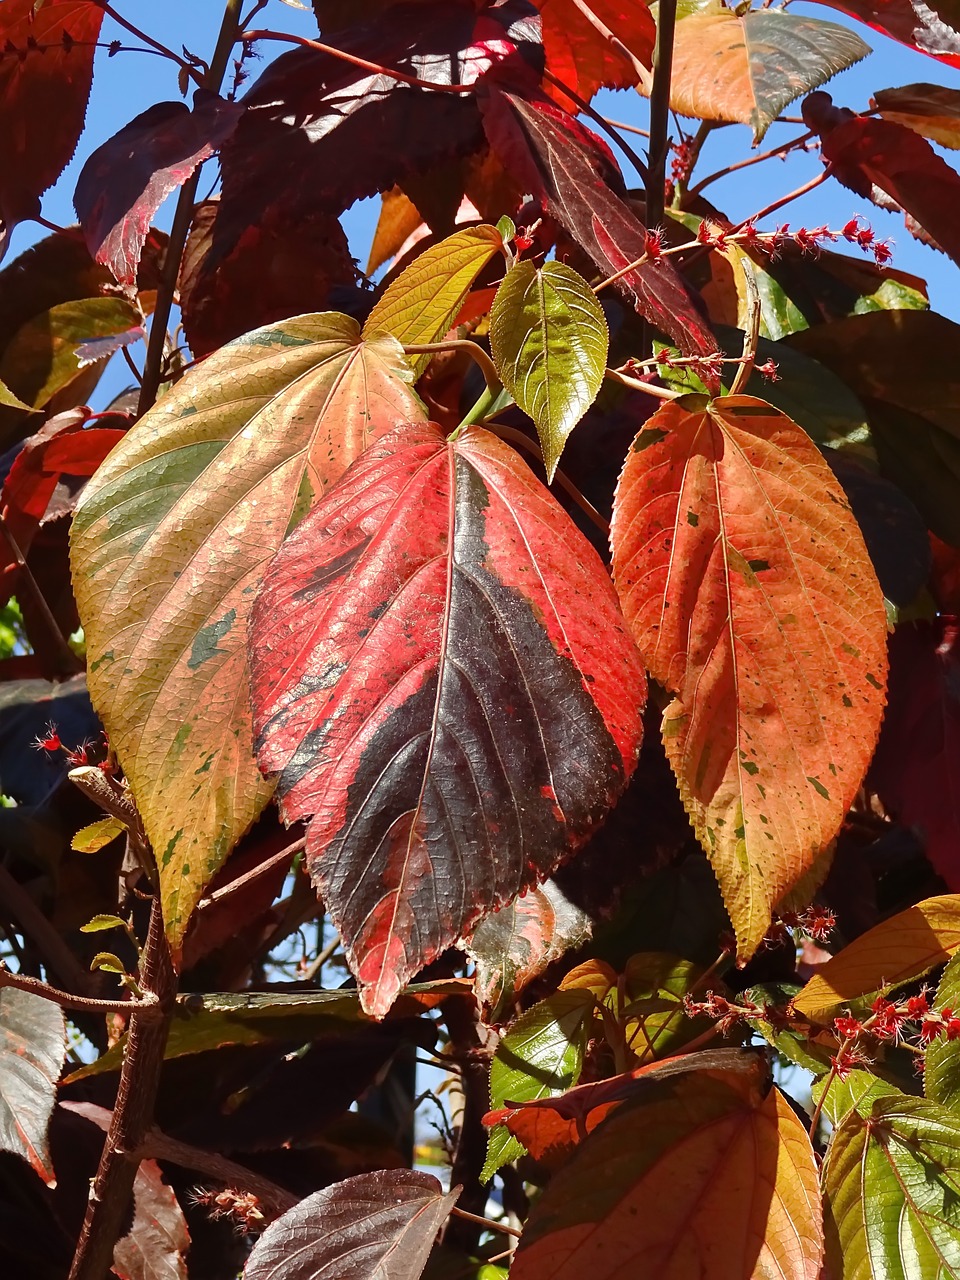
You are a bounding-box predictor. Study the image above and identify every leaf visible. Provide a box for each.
[479,88,718,359]
[0,0,105,243]
[804,91,960,265]
[667,8,869,141]
[90,951,126,975]
[610,395,887,959]
[463,879,593,1019]
[743,981,836,1074]
[0,297,141,411]
[368,187,426,275]
[812,1068,903,1127]
[242,1169,459,1280]
[214,1,541,268]
[808,0,960,67]
[79,913,128,933]
[793,895,960,1025]
[363,224,504,378]
[510,1070,823,1280]
[874,83,960,148]
[483,988,595,1181]
[0,378,33,413]
[70,315,425,952]
[534,0,656,106]
[74,91,243,287]
[113,1159,190,1280]
[823,1095,960,1279]
[248,422,646,1015]
[0,987,65,1185]
[490,260,608,480]
[926,951,960,1110]
[872,621,960,889]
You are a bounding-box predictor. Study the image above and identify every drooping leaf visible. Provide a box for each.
[483,988,595,1180]
[70,315,425,951]
[823,1095,960,1279]
[248,422,646,1016]
[242,1170,459,1280]
[0,988,65,1185]
[610,394,887,959]
[874,83,960,147]
[112,1159,190,1280]
[925,950,960,1110]
[793,894,960,1024]
[490,260,608,479]
[534,0,655,106]
[510,1068,823,1280]
[479,88,718,358]
[666,8,869,141]
[808,0,960,67]
[74,91,243,287]
[364,224,504,378]
[463,879,593,1019]
[804,91,960,264]
[0,0,104,245]
[214,1,541,269]
[872,621,960,888]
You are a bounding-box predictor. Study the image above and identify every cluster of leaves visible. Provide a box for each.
[4,0,960,1276]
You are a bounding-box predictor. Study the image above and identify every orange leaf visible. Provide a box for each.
[873,83,960,149]
[793,894,960,1025]
[610,395,887,959]
[510,1070,823,1280]
[535,0,655,107]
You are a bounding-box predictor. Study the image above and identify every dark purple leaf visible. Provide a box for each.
[113,1159,190,1280]
[74,91,243,287]
[0,988,65,1185]
[242,1170,459,1279]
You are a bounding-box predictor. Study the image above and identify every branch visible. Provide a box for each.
[728,265,760,396]
[95,2,204,80]
[196,837,305,912]
[240,30,472,93]
[0,961,157,1017]
[0,861,97,996]
[687,131,814,198]
[645,0,678,230]
[442,996,496,1252]
[567,0,652,93]
[137,1128,297,1218]
[604,367,681,400]
[403,341,500,392]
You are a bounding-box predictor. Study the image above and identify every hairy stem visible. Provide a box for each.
[96,3,203,79]
[443,996,495,1252]
[688,131,814,198]
[0,963,156,1017]
[645,0,678,229]
[403,341,500,392]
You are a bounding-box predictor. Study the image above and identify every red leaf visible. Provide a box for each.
[74,91,243,287]
[0,988,65,1185]
[809,0,960,67]
[243,1170,458,1280]
[480,88,717,359]
[535,0,655,105]
[803,91,960,265]
[248,423,646,1016]
[872,620,960,890]
[0,0,104,244]
[214,1,541,268]
[112,1159,190,1280]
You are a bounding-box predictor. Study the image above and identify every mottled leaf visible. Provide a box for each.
[535,0,655,106]
[464,879,592,1019]
[70,315,424,951]
[74,91,243,287]
[667,8,869,140]
[0,0,104,243]
[248,422,646,1016]
[480,88,717,358]
[364,224,504,378]
[490,260,608,479]
[823,1095,960,1279]
[243,1170,459,1280]
[510,1069,823,1280]
[113,1159,190,1280]
[71,818,126,854]
[794,894,960,1024]
[0,988,65,1185]
[925,950,960,1110]
[483,989,595,1180]
[610,395,887,959]
[809,0,960,67]
[874,83,960,147]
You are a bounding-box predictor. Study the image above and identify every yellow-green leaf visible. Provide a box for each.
[924,950,960,1111]
[80,914,127,934]
[490,260,608,481]
[90,952,125,975]
[794,895,960,1025]
[71,817,125,854]
[363,224,504,377]
[70,314,425,953]
[0,378,34,413]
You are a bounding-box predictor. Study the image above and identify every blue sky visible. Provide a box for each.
[8,0,960,407]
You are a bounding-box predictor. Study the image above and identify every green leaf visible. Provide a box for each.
[496,215,517,242]
[71,817,125,854]
[812,1068,904,1127]
[482,989,595,1182]
[925,951,960,1111]
[363,224,504,377]
[0,378,34,413]
[79,914,127,934]
[90,952,125,975]
[743,981,836,1074]
[490,261,608,481]
[70,314,425,952]
[823,1094,960,1278]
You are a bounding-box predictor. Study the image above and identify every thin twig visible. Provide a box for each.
[299,929,341,983]
[645,0,678,230]
[0,962,157,1017]
[542,69,649,181]
[605,367,681,401]
[729,164,833,234]
[729,265,761,395]
[450,1206,522,1239]
[139,1128,297,1217]
[403,341,500,392]
[96,2,203,80]
[0,862,97,996]
[566,0,652,93]
[197,837,305,912]
[485,423,610,536]
[603,117,650,139]
[241,30,472,93]
[688,131,814,197]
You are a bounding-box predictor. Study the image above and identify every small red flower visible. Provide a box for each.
[757,359,780,383]
[834,1014,863,1039]
[33,723,61,753]
[65,739,95,767]
[513,233,534,254]
[871,995,906,1041]
[645,228,664,261]
[947,1018,960,1040]
[919,1016,943,1044]
[832,1044,870,1080]
[905,993,930,1019]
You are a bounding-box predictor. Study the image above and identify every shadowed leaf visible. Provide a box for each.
[113,1159,190,1280]
[809,0,960,67]
[874,82,960,147]
[534,0,655,106]
[70,315,424,951]
[248,422,646,1015]
[0,988,65,1186]
[611,394,887,959]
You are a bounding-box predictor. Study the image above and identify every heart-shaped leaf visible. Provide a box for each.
[248,422,646,1015]
[490,260,608,480]
[0,988,65,1186]
[70,314,424,951]
[611,395,887,959]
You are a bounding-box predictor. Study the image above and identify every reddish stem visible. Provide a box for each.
[240,29,472,93]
